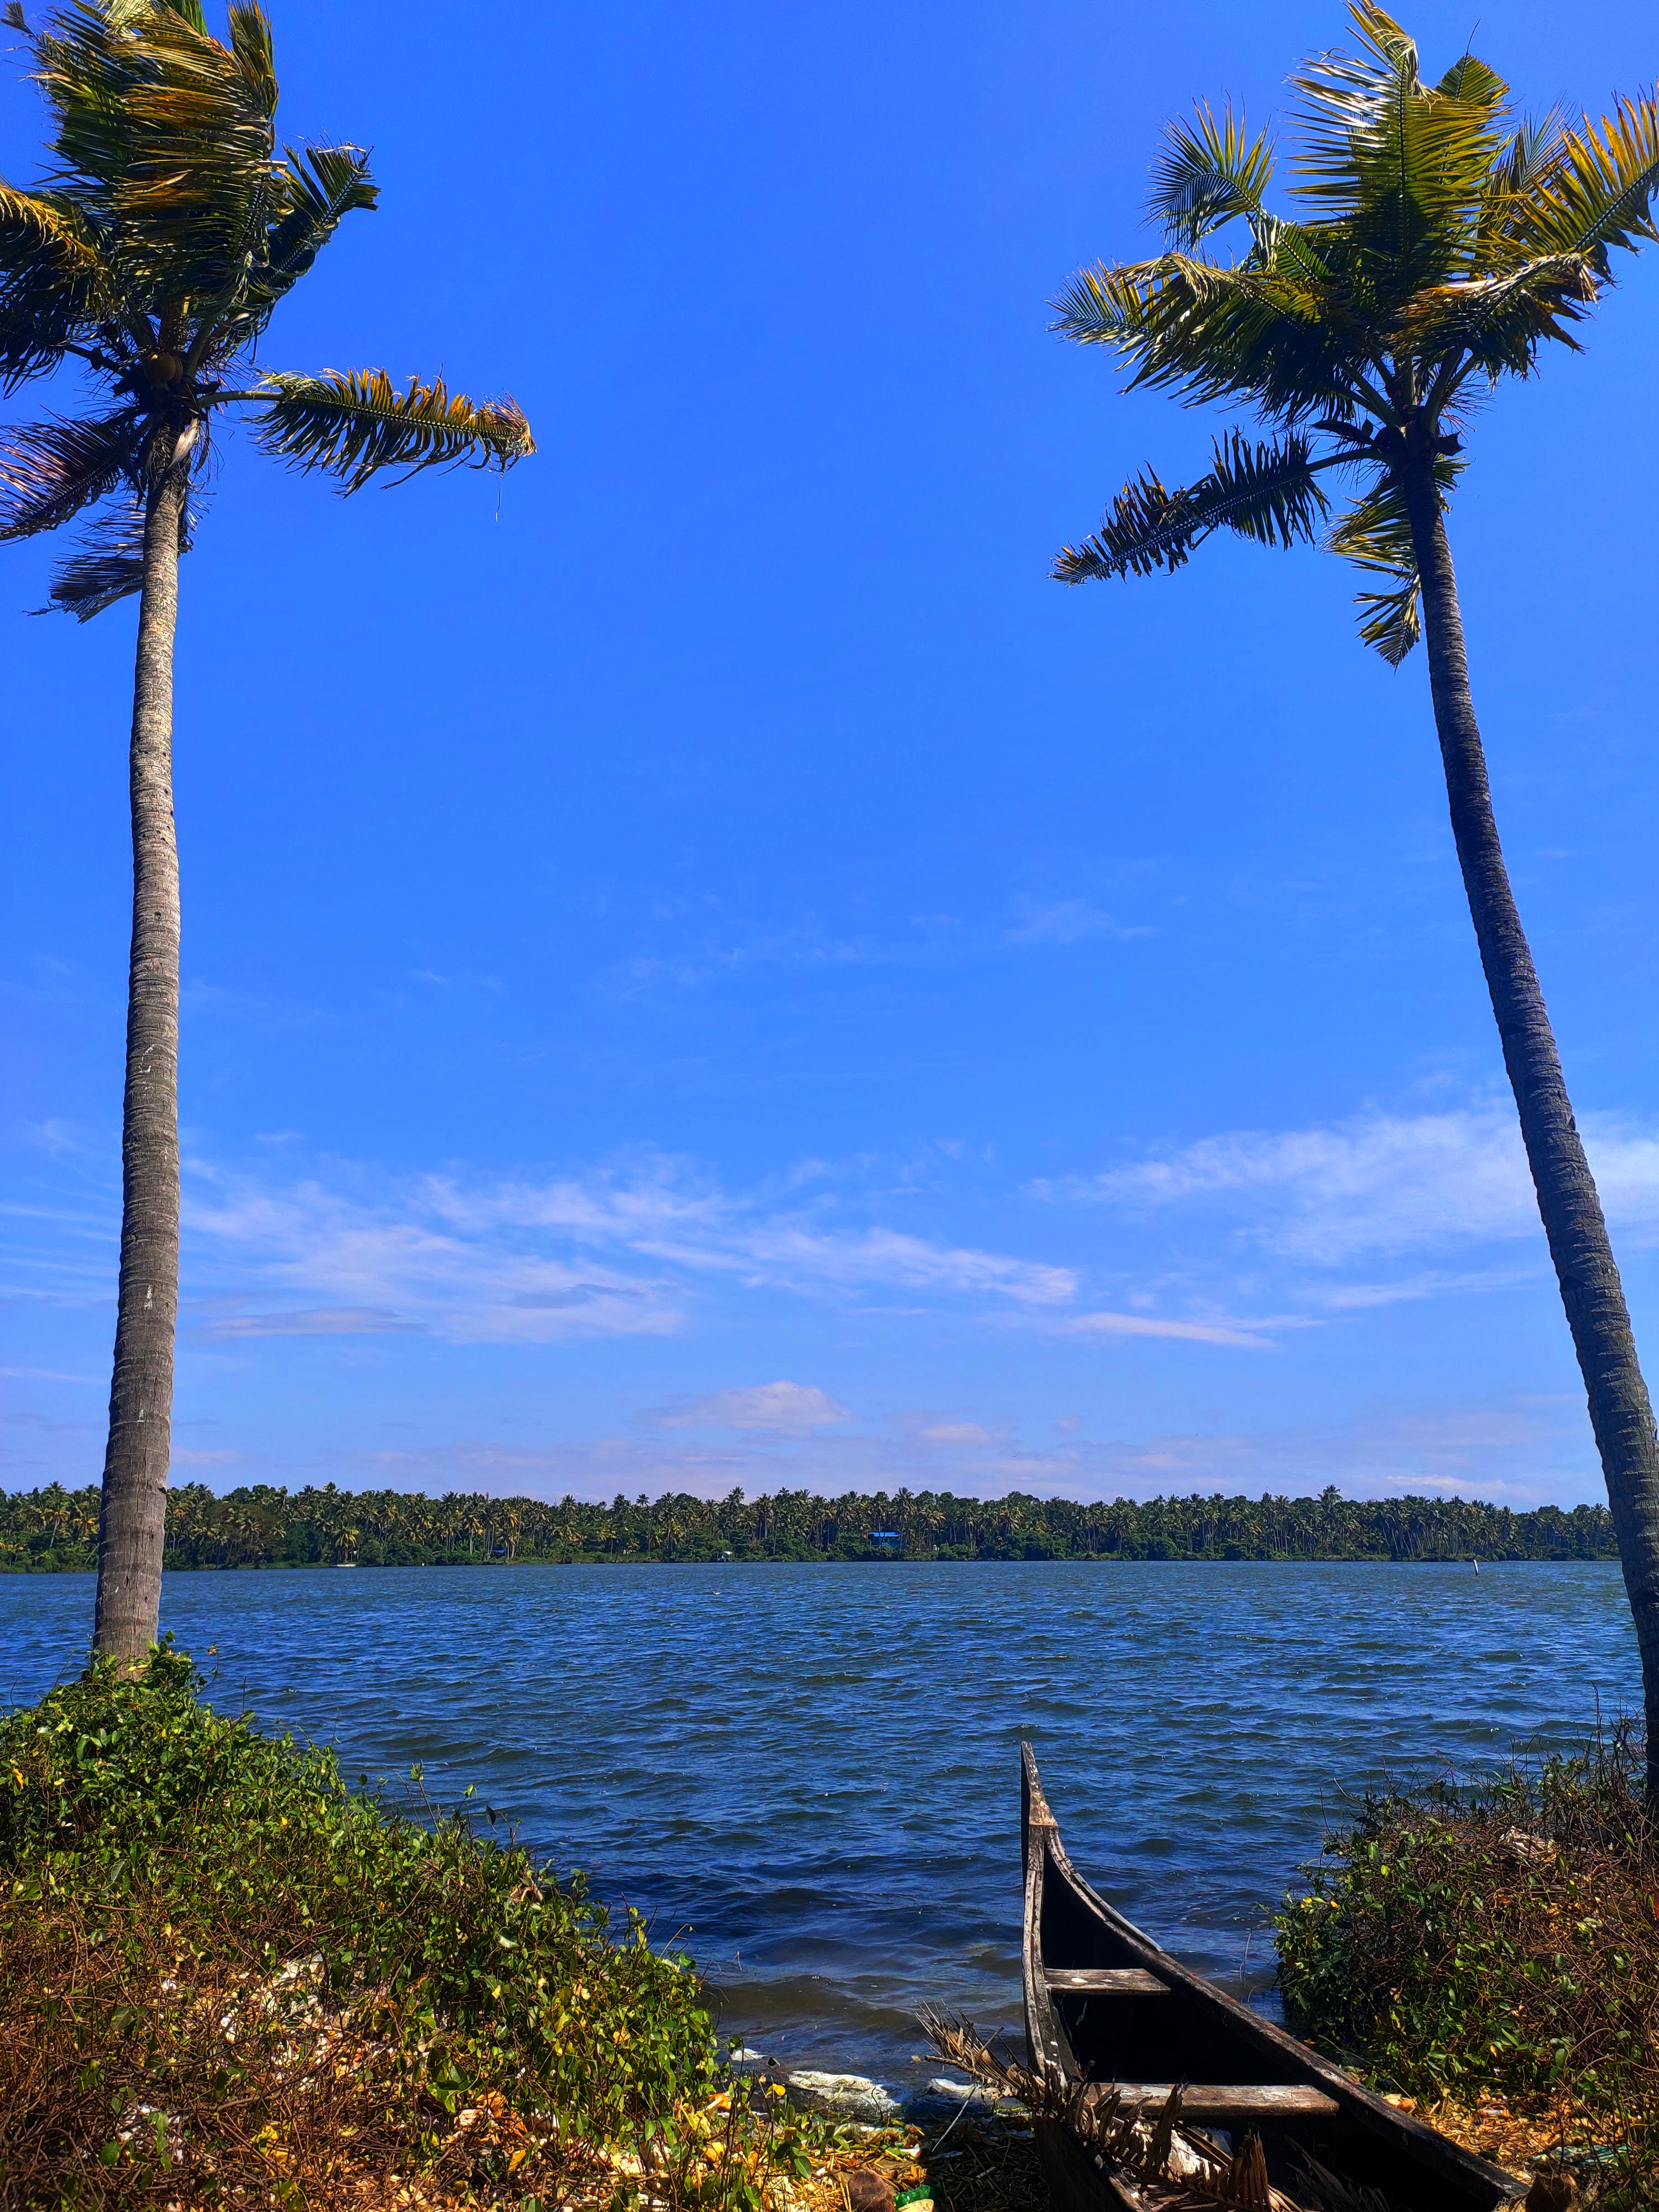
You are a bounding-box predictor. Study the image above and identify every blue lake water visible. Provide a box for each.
[0,1561,1640,2085]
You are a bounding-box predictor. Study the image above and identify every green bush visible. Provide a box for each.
[0,1645,805,2207]
[1275,1732,1657,2199]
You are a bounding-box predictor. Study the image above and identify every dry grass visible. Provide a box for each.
[917,2120,1044,2212]
[0,1888,612,2209]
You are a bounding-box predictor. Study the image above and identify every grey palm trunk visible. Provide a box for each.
[1403,439,1659,1794]
[92,430,191,1663]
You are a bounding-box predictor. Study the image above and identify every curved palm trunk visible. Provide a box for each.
[92,453,187,1664]
[1405,458,1659,1796]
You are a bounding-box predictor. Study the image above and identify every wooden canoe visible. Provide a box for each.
[1020,1744,1525,2211]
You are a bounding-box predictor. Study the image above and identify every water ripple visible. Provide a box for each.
[0,1561,1637,2077]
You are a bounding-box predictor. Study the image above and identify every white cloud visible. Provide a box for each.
[917,1422,996,1447]
[204,1306,420,1339]
[179,1152,1083,1347]
[660,1382,850,1434]
[1005,898,1149,947]
[1069,1310,1276,1349]
[185,1173,684,1344]
[726,1224,1076,1306]
[1063,1104,1659,1265]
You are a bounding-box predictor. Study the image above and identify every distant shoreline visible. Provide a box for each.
[0,1552,1623,1576]
[4,1480,1616,1574]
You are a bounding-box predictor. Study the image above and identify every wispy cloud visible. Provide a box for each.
[1005,898,1152,947]
[179,1151,1083,1345]
[186,1172,684,1345]
[1079,1393,1598,1507]
[1068,1310,1277,1349]
[598,915,959,997]
[1053,1104,1659,1266]
[659,1382,849,1433]
[204,1306,421,1340]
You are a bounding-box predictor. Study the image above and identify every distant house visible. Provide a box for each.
[869,1530,902,1547]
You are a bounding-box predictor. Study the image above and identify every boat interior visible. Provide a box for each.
[1021,1747,1522,2212]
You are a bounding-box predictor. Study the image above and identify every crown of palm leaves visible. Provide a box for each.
[1052,2,1658,662]
[0,0,533,616]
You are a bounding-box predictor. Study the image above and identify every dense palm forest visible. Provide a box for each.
[0,1481,1617,1572]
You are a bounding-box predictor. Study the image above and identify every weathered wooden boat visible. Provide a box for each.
[1020,1745,1525,2211]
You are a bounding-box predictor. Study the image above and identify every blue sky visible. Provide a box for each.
[4,0,1658,1508]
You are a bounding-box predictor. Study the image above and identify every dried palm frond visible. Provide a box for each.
[1290,2155,1398,2212]
[916,2010,1404,2212]
[39,489,194,620]
[251,368,535,491]
[0,409,140,539]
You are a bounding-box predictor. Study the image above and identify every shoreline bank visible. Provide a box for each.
[2,1483,1618,1577]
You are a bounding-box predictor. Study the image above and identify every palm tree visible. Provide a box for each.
[1050,3,1659,1782]
[0,0,533,1665]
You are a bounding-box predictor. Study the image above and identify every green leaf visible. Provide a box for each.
[0,182,110,390]
[1289,6,1507,302]
[1148,102,1275,249]
[1055,430,1328,583]
[1054,248,1370,424]
[1326,454,1461,663]
[1510,93,1659,265]
[249,368,534,492]
[29,0,281,312]
[1400,252,1599,372]
[249,140,376,312]
[0,409,140,541]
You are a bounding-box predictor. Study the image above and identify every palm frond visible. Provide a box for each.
[1400,252,1599,371]
[1349,570,1421,662]
[1291,7,1506,299]
[0,408,140,539]
[1055,430,1327,583]
[248,140,376,311]
[1511,94,1659,267]
[1149,102,1274,248]
[30,4,154,211]
[249,369,535,491]
[1434,54,1508,114]
[1055,249,1378,424]
[0,181,109,388]
[1326,455,1462,663]
[31,0,281,311]
[1475,112,1569,262]
[37,485,192,619]
[114,1,282,304]
[1050,259,1162,346]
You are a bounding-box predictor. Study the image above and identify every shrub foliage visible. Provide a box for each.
[1276,1729,1657,2193]
[0,1648,799,2208]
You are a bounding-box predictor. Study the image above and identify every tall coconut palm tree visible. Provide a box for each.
[1050,4,1659,1783]
[0,0,534,1664]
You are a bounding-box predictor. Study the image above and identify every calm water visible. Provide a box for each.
[0,1562,1639,2085]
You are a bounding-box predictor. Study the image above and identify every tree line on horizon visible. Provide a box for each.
[0,1481,1619,1572]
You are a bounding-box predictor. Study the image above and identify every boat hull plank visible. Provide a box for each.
[1045,1969,1167,1995]
[1108,2085,1340,2120]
